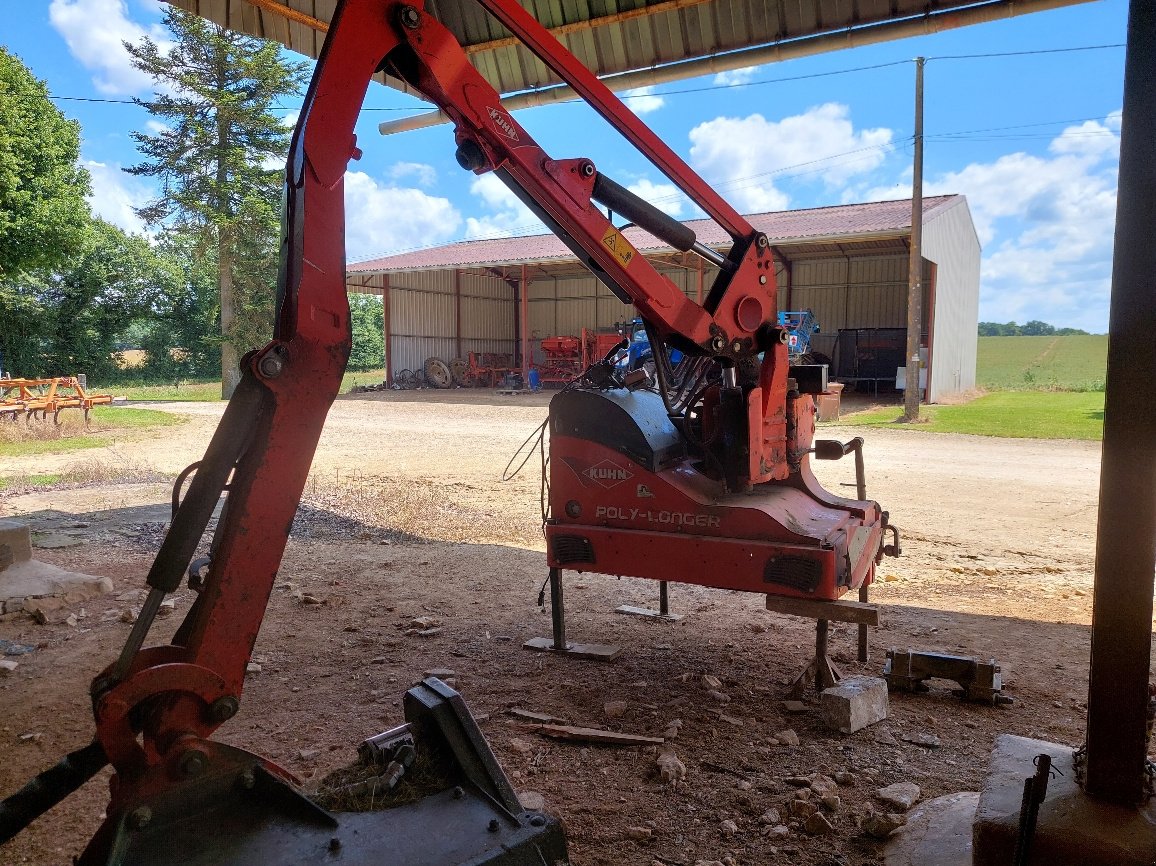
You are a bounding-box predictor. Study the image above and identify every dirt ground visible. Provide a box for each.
[0,389,1126,865]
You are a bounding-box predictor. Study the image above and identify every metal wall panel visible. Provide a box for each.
[390,283,456,338]
[390,336,459,375]
[922,198,981,401]
[460,272,515,300]
[460,296,514,339]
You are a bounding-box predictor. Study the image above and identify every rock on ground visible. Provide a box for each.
[877,782,922,812]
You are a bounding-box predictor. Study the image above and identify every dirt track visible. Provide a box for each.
[0,391,1120,865]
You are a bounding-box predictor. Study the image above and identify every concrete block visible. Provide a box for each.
[0,520,33,570]
[973,735,1156,866]
[884,792,977,865]
[820,675,889,733]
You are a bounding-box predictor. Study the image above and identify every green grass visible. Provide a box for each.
[840,391,1104,440]
[96,368,387,402]
[977,334,1107,391]
[0,473,63,491]
[0,406,183,458]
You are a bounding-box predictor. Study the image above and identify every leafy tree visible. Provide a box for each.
[125,9,308,397]
[978,321,1089,337]
[135,228,221,381]
[348,295,384,371]
[1,220,174,379]
[1020,320,1055,337]
[0,48,91,280]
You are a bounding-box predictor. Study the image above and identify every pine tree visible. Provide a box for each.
[125,9,308,397]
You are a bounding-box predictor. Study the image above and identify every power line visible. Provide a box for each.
[928,43,1125,61]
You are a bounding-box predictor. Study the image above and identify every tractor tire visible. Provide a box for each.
[424,357,453,389]
[449,357,469,386]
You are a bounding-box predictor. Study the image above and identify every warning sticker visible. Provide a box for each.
[601,227,636,267]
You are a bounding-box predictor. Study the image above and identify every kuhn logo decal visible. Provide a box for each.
[488,107,519,141]
[583,459,634,488]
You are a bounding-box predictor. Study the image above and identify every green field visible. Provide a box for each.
[841,391,1103,440]
[977,334,1107,391]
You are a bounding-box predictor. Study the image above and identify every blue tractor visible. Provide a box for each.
[777,310,821,364]
[625,311,822,371]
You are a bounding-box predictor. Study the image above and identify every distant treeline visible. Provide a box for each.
[978,321,1091,337]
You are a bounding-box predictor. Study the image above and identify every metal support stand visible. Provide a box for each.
[788,618,843,697]
[615,580,685,621]
[524,568,621,661]
[858,584,869,663]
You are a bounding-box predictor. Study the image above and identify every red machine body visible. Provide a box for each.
[545,384,886,603]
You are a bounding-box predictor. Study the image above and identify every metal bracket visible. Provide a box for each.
[883,648,1012,705]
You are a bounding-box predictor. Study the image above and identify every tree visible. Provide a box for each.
[0,48,91,280]
[1020,320,1055,337]
[1,220,175,379]
[348,294,385,371]
[125,9,308,397]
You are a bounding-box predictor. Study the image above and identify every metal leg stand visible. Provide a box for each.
[524,568,621,661]
[790,617,843,697]
[549,567,567,650]
[858,584,869,663]
[615,579,685,621]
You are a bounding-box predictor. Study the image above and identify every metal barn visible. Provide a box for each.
[347,194,979,402]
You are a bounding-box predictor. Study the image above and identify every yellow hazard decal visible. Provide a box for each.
[601,227,636,267]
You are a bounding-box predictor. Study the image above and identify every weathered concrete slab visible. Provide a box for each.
[820,675,889,733]
[974,735,1156,866]
[885,791,977,866]
[0,559,113,613]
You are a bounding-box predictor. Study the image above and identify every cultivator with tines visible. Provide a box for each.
[0,377,114,424]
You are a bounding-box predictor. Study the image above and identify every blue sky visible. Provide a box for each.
[4,0,1128,332]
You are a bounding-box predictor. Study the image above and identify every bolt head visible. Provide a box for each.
[178,748,209,779]
[581,162,595,177]
[209,695,240,723]
[258,354,283,378]
[399,6,421,28]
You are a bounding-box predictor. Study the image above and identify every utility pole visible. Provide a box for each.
[902,56,925,422]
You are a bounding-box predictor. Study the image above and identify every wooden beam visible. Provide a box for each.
[519,723,664,746]
[764,594,880,626]
[245,0,328,33]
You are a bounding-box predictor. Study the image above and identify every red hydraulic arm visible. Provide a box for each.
[0,0,801,853]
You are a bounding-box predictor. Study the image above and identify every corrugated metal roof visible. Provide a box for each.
[348,194,961,273]
[169,1,1090,98]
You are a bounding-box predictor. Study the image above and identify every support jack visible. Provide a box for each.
[524,568,621,661]
[615,580,684,621]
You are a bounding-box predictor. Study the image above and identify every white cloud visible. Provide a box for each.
[713,67,759,87]
[144,119,169,134]
[688,103,893,213]
[463,173,544,239]
[49,0,171,96]
[279,110,301,129]
[389,162,437,188]
[343,171,461,260]
[861,114,1121,332]
[84,159,151,235]
[620,85,665,115]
